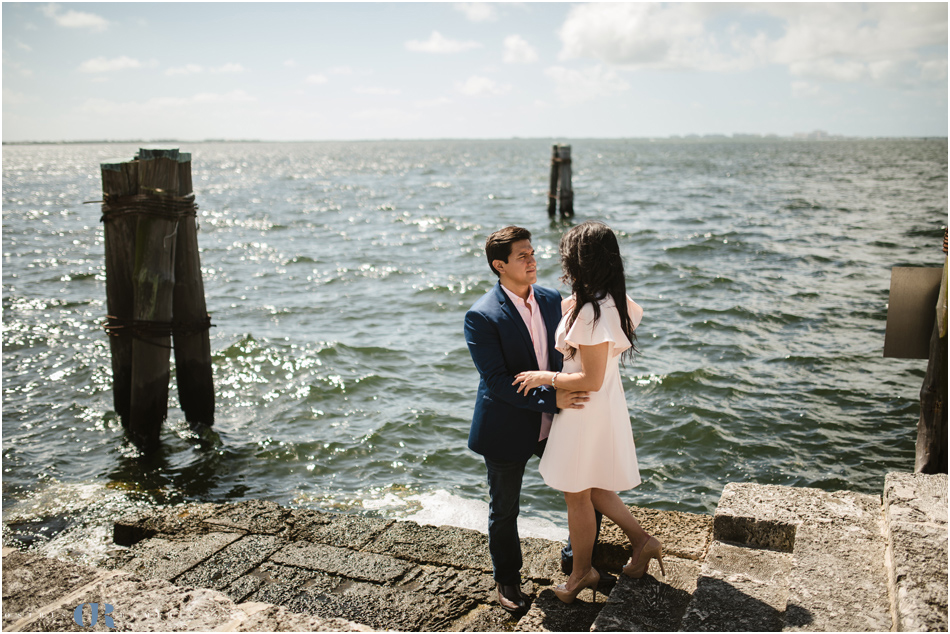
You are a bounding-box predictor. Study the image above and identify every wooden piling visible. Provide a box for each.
[172,154,215,426]
[547,145,559,218]
[557,144,573,218]
[128,148,181,450]
[100,160,139,427]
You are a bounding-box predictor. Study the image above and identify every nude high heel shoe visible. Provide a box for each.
[553,567,600,604]
[622,535,666,579]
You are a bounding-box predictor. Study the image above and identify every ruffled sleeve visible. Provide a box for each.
[557,296,638,358]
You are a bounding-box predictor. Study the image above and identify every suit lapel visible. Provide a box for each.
[494,283,538,369]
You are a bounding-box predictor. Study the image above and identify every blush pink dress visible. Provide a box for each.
[539,294,643,493]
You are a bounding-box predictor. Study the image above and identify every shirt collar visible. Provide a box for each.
[500,283,535,308]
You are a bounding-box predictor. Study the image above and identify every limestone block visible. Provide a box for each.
[284,508,394,549]
[680,541,793,632]
[522,537,567,584]
[884,472,948,632]
[517,586,602,632]
[597,505,714,570]
[174,534,283,591]
[592,555,701,632]
[288,578,476,631]
[18,575,247,632]
[446,603,520,631]
[396,562,496,602]
[1,551,102,629]
[113,502,222,546]
[884,472,948,526]
[363,520,493,572]
[204,500,292,535]
[119,532,242,580]
[269,540,410,584]
[213,602,372,632]
[242,561,336,606]
[714,483,882,551]
[785,522,892,632]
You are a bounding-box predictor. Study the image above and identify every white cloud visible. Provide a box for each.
[920,59,948,83]
[212,63,245,73]
[455,76,511,97]
[78,56,143,73]
[3,57,33,77]
[544,64,630,105]
[414,97,454,108]
[354,86,401,96]
[330,66,354,75]
[166,64,203,76]
[556,2,948,89]
[406,31,481,54]
[41,3,110,31]
[284,59,296,68]
[455,3,497,22]
[306,74,328,85]
[349,108,421,125]
[16,41,33,52]
[79,90,256,115]
[3,89,34,105]
[503,35,539,64]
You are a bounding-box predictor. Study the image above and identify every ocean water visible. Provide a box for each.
[2,138,946,564]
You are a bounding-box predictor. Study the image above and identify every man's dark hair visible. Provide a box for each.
[485,226,532,277]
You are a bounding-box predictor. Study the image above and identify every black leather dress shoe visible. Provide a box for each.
[496,583,527,613]
[561,556,573,575]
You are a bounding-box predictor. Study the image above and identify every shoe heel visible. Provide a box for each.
[657,551,666,577]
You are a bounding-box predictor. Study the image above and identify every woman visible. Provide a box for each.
[513,220,664,604]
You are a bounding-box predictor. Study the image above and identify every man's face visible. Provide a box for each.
[495,239,537,288]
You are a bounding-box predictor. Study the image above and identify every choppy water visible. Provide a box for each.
[2,138,946,563]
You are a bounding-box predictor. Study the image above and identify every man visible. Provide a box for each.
[464,225,596,614]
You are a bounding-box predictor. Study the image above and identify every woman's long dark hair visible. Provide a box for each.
[560,220,638,363]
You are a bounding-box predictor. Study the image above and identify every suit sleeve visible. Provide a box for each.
[464,309,559,414]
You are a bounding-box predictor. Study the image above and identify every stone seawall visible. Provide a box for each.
[2,472,946,632]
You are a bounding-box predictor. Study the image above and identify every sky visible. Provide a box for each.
[2,2,948,142]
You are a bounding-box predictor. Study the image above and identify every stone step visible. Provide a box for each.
[883,472,948,632]
[690,481,893,632]
[1,547,370,632]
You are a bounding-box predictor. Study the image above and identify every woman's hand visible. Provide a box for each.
[513,371,554,395]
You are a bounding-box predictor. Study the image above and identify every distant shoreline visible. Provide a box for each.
[3,135,947,146]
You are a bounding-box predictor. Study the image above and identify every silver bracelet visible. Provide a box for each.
[552,372,560,389]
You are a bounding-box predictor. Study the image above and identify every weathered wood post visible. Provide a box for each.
[129,148,181,450]
[547,145,559,218]
[916,229,948,474]
[100,159,139,427]
[557,144,573,218]
[172,154,215,426]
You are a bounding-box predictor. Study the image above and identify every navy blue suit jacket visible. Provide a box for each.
[465,282,564,463]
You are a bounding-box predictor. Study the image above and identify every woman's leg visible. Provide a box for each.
[589,488,650,552]
[563,489,596,589]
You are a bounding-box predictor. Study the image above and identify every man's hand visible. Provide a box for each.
[556,389,590,410]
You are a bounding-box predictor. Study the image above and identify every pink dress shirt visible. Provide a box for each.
[501,284,553,441]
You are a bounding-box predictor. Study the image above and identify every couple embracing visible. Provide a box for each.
[464,222,664,612]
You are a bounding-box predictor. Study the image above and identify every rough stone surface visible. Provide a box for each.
[289,578,476,631]
[884,472,948,632]
[2,550,102,629]
[517,586,603,633]
[269,540,411,584]
[215,602,372,632]
[363,521,493,573]
[113,502,223,546]
[285,509,393,550]
[119,532,243,581]
[597,506,714,570]
[592,555,701,632]
[174,534,283,591]
[205,500,292,535]
[680,541,794,632]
